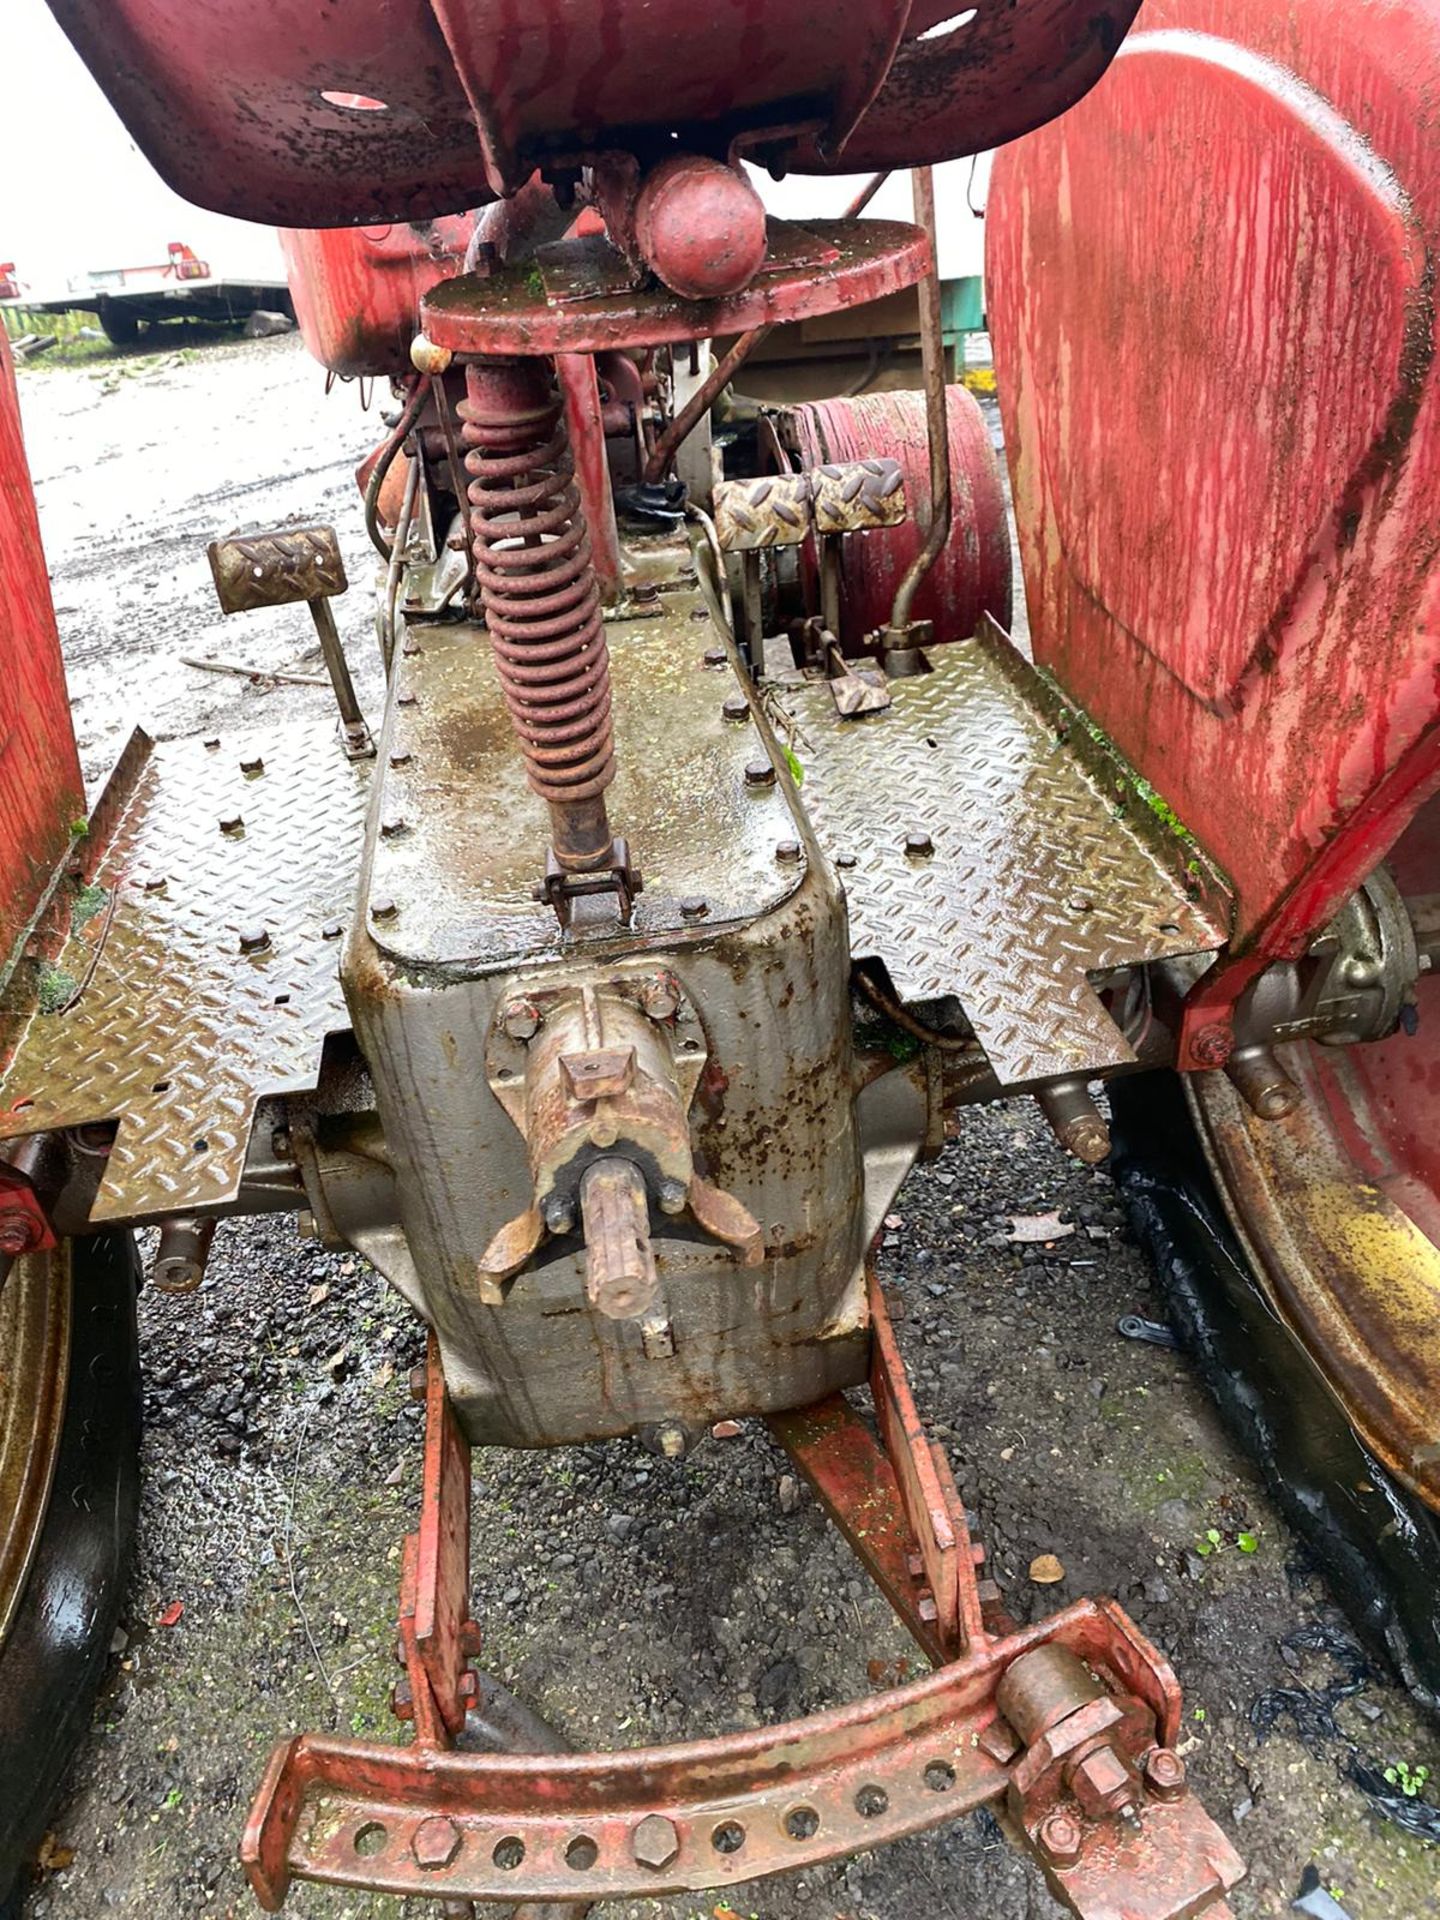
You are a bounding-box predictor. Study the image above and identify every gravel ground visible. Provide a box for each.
[11,335,1440,1920]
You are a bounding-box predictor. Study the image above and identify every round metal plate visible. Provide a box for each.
[421,221,930,358]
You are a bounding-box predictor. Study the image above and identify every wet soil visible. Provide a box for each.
[12,338,1440,1920]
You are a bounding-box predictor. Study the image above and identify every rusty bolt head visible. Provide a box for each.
[371,897,398,922]
[1191,1023,1234,1068]
[412,1815,462,1870]
[502,999,542,1042]
[1037,1810,1082,1867]
[1069,1744,1138,1819]
[321,920,343,940]
[142,872,168,894]
[905,829,934,857]
[219,811,244,835]
[679,896,709,920]
[389,750,413,769]
[703,645,727,666]
[657,1176,688,1216]
[632,1814,680,1871]
[409,1363,429,1403]
[240,753,265,775]
[1142,1746,1187,1802]
[835,851,858,870]
[640,973,682,1021]
[398,690,419,708]
[239,925,270,954]
[203,735,221,751]
[0,1211,40,1258]
[723,693,750,721]
[744,758,776,788]
[775,839,802,863]
[380,813,409,838]
[542,1192,576,1236]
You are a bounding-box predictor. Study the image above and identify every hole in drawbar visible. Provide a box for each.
[917,8,978,39]
[320,89,390,112]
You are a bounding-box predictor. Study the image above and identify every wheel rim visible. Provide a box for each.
[0,1246,71,1644]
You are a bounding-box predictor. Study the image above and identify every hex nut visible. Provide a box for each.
[0,1212,40,1258]
[1070,1744,1137,1818]
[744,758,776,788]
[239,925,270,954]
[775,839,802,863]
[1142,1746,1187,1802]
[905,829,934,856]
[412,1815,462,1870]
[703,646,727,666]
[219,812,244,835]
[1037,1810,1082,1867]
[679,897,709,920]
[240,753,265,775]
[502,999,542,1042]
[632,1814,680,1871]
[380,814,409,838]
[722,693,750,721]
[371,897,398,922]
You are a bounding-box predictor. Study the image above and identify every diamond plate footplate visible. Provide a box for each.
[779,634,1228,1085]
[0,723,369,1221]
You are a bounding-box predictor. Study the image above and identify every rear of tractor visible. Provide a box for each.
[1,0,1437,1913]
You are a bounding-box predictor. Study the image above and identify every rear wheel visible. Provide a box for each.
[0,1233,141,1908]
[96,300,141,348]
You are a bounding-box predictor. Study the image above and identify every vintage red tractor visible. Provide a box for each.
[2,0,1438,1914]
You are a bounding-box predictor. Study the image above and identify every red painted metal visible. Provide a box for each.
[0,331,83,974]
[422,220,930,360]
[244,1276,1242,1914]
[787,388,1013,650]
[0,1162,57,1258]
[988,0,1440,970]
[44,1,1138,230]
[280,218,475,381]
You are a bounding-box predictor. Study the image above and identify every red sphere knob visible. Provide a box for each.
[633,155,768,301]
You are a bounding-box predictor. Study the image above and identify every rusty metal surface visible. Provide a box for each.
[207,525,348,614]
[44,1,1136,229]
[421,223,930,360]
[0,331,83,984]
[366,596,803,970]
[988,0,1440,956]
[714,474,814,552]
[0,724,370,1221]
[1190,1046,1440,1510]
[0,1244,69,1644]
[779,628,1224,1085]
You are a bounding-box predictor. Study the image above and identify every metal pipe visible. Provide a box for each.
[887,167,951,637]
[844,170,892,219]
[643,325,774,484]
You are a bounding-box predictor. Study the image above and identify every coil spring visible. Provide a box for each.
[460,360,615,845]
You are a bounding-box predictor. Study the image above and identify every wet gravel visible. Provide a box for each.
[12,337,1440,1920]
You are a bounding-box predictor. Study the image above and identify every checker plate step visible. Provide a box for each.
[777,626,1229,1085]
[0,722,369,1221]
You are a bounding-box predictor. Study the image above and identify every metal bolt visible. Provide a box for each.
[640,973,682,1021]
[905,829,934,857]
[1191,1022,1234,1068]
[723,694,750,721]
[0,1211,40,1258]
[389,750,413,769]
[398,691,419,708]
[239,925,270,954]
[657,1176,688,1216]
[412,1816,462,1871]
[541,1192,576,1236]
[744,758,776,788]
[380,814,409,838]
[321,920,343,940]
[680,896,709,920]
[1142,1747,1187,1802]
[219,811,244,835]
[402,635,425,654]
[703,646,727,666]
[1037,1811,1082,1867]
[775,839,801,863]
[203,735,221,751]
[502,999,542,1042]
[835,852,858,870]
[632,1814,680,1872]
[1070,1744,1138,1818]
[240,753,265,775]
[371,897,398,922]
[142,873,168,894]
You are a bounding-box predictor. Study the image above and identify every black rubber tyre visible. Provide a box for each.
[1109,1072,1440,1711]
[0,1233,141,1910]
[95,301,141,348]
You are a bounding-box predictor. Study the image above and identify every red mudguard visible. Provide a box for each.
[988,0,1440,955]
[0,334,82,968]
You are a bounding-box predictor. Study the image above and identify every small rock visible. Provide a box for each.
[1028,1553,1066,1585]
[711,1419,743,1440]
[777,1475,801,1516]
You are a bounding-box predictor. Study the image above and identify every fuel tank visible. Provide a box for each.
[46,0,1142,228]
